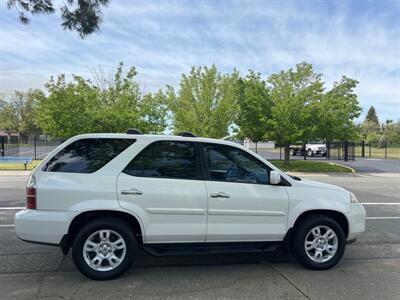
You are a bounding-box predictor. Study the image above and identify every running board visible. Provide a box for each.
[142,242,281,257]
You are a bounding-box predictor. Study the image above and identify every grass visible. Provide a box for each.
[354,146,400,159]
[270,160,352,173]
[0,160,41,171]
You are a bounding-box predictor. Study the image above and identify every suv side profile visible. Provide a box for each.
[15,133,366,280]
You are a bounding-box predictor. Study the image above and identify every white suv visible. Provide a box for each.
[15,132,366,280]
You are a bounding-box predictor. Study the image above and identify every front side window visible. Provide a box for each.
[43,138,135,173]
[203,144,271,184]
[123,141,199,180]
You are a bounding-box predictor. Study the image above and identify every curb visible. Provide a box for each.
[327,162,357,175]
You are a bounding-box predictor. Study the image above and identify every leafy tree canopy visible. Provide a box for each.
[34,62,168,138]
[167,65,240,138]
[365,105,380,126]
[0,90,41,137]
[266,62,324,163]
[235,70,272,143]
[7,0,109,37]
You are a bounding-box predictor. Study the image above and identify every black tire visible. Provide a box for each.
[292,215,345,270]
[289,149,295,156]
[72,217,137,280]
[307,149,313,157]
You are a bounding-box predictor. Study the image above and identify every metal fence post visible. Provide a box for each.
[385,139,387,159]
[361,140,365,158]
[1,136,4,157]
[344,141,349,161]
[34,137,37,160]
[369,142,371,157]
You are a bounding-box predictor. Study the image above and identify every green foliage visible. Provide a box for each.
[235,70,272,142]
[7,0,109,38]
[383,121,400,145]
[317,76,362,141]
[0,90,40,137]
[34,63,168,138]
[365,106,380,126]
[167,65,239,138]
[266,62,324,164]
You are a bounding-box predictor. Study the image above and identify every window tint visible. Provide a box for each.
[43,138,135,173]
[203,144,271,184]
[123,141,199,180]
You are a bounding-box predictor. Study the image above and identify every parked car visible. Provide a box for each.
[290,141,327,157]
[15,132,366,280]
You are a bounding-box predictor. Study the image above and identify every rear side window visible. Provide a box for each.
[43,138,136,173]
[123,141,200,180]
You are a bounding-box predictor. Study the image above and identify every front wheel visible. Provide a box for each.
[72,217,137,280]
[292,215,345,270]
[307,149,313,157]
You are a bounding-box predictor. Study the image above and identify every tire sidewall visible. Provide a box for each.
[293,216,345,270]
[72,218,137,280]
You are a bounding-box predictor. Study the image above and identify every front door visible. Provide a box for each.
[117,141,207,243]
[202,143,289,242]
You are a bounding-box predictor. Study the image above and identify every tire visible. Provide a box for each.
[72,217,137,280]
[292,215,345,270]
[307,149,313,157]
[289,149,295,156]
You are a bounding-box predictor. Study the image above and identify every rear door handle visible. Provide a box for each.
[210,192,230,198]
[121,188,143,195]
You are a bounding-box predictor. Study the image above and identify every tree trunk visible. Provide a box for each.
[284,144,290,165]
[303,142,307,160]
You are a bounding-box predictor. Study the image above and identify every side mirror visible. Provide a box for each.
[270,171,281,185]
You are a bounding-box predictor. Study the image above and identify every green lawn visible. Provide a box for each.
[0,160,41,171]
[270,160,352,173]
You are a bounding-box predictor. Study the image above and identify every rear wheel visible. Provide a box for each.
[292,215,345,270]
[72,217,137,280]
[289,149,295,156]
[307,149,313,157]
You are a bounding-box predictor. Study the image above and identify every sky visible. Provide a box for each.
[0,0,399,122]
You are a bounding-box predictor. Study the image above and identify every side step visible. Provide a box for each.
[142,242,281,257]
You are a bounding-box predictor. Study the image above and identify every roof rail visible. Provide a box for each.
[178,132,197,137]
[126,128,143,135]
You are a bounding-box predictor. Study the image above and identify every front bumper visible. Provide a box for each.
[346,203,366,241]
[15,209,75,245]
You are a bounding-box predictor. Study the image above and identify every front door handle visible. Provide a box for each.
[210,192,230,198]
[121,188,143,195]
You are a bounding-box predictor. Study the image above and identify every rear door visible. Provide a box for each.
[202,143,289,242]
[117,141,208,243]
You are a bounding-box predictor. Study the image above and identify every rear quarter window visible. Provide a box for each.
[42,138,136,173]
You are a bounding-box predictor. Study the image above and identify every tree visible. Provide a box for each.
[365,106,380,126]
[360,106,381,142]
[267,62,324,165]
[317,76,362,142]
[0,90,40,138]
[235,70,272,146]
[168,65,240,138]
[7,0,109,38]
[34,63,168,138]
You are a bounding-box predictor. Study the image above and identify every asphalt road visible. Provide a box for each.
[0,172,400,299]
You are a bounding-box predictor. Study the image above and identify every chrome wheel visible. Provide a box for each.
[304,225,338,263]
[83,229,126,272]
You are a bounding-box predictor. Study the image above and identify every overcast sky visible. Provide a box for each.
[1,0,399,122]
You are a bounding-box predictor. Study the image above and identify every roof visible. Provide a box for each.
[69,133,240,147]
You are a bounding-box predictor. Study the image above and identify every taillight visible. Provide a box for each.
[26,175,36,209]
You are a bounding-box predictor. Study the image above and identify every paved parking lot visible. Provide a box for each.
[0,172,399,299]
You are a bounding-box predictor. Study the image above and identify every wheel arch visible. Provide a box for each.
[283,209,349,251]
[61,210,144,254]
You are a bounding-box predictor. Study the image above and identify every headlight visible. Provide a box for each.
[350,192,359,203]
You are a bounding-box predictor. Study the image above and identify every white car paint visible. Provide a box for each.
[15,133,366,247]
